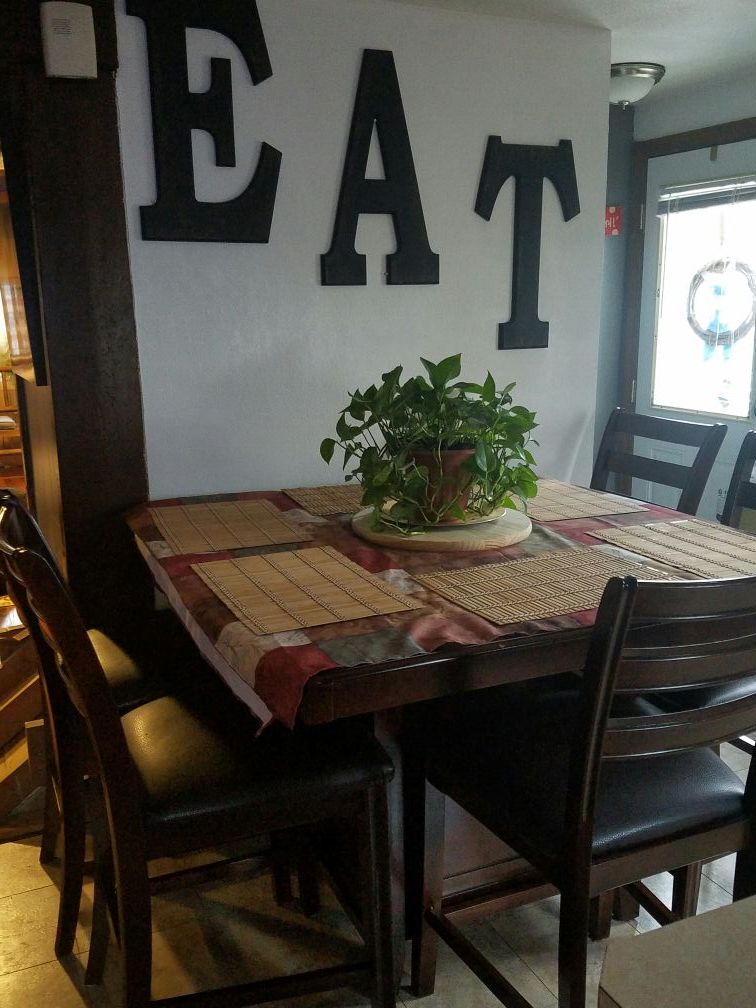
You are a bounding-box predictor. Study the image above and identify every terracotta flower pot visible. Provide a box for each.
[411,447,475,522]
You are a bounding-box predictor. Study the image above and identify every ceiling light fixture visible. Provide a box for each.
[610,62,665,108]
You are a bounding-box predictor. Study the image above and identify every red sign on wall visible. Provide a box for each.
[605,205,623,236]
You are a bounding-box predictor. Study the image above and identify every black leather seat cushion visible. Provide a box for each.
[88,630,160,712]
[122,695,393,854]
[89,612,215,713]
[426,677,744,862]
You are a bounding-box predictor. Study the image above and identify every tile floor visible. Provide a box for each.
[0,743,748,1008]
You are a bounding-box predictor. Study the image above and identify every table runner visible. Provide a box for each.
[283,484,364,516]
[527,479,648,522]
[590,520,756,578]
[149,500,309,554]
[416,546,673,625]
[193,546,422,634]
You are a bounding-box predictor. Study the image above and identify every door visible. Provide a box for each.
[635,140,756,519]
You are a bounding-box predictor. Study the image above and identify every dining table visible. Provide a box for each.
[126,478,756,984]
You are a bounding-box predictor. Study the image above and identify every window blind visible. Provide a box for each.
[657,175,756,215]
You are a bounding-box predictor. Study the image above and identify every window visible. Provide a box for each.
[651,176,756,420]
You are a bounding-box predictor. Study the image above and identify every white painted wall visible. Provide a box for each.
[115,0,609,499]
[635,68,756,141]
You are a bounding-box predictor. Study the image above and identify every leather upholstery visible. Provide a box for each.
[122,695,394,855]
[426,678,744,861]
[87,630,159,712]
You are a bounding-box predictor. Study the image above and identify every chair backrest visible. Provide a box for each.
[0,521,143,834]
[591,408,727,515]
[0,488,61,574]
[569,574,756,855]
[720,431,756,530]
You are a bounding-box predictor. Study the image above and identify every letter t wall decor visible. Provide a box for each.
[476,138,580,349]
[126,0,281,243]
[321,49,439,285]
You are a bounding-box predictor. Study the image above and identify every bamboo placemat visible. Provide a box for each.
[149,500,310,554]
[192,545,422,634]
[590,520,756,578]
[528,479,648,522]
[416,546,672,625]
[283,484,364,515]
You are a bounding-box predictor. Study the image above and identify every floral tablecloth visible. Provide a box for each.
[127,489,681,728]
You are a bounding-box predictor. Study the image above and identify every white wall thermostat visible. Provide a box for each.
[40,2,97,79]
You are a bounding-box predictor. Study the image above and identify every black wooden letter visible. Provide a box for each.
[476,138,580,349]
[321,49,439,285]
[126,0,280,242]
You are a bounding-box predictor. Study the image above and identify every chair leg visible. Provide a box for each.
[363,784,396,1008]
[270,833,294,907]
[297,847,322,917]
[114,855,153,1008]
[671,864,701,919]
[39,774,60,865]
[409,781,446,998]
[588,891,613,940]
[85,786,113,986]
[612,887,640,922]
[733,844,756,901]
[53,770,86,958]
[558,886,590,1008]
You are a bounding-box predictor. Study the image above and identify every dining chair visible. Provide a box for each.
[0,489,188,866]
[591,407,727,514]
[720,429,756,529]
[409,574,756,1008]
[0,536,397,1008]
[0,491,182,957]
[648,431,756,759]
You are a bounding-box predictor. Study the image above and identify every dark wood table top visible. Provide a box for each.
[127,485,686,728]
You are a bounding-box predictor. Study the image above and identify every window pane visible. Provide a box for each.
[651,199,756,419]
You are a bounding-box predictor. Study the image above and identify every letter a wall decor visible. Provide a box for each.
[126,0,280,243]
[476,138,580,349]
[321,49,439,285]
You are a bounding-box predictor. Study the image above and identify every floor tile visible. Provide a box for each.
[720,743,752,774]
[487,895,634,1001]
[403,916,556,1008]
[0,838,53,898]
[0,884,71,974]
[0,957,111,1008]
[701,853,735,895]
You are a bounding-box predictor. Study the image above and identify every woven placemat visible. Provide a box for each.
[192,545,422,634]
[149,500,310,554]
[283,483,364,515]
[416,546,672,626]
[528,479,647,522]
[591,520,756,578]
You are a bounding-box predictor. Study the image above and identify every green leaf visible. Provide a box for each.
[320,438,336,463]
[434,354,462,386]
[444,502,467,522]
[482,372,496,403]
[336,414,362,439]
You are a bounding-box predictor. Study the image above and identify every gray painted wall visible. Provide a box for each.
[595,104,634,454]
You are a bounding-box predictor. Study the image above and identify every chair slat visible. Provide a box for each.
[591,407,726,515]
[605,451,691,489]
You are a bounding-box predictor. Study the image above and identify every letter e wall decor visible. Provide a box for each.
[126,0,281,242]
[476,138,580,349]
[321,49,439,285]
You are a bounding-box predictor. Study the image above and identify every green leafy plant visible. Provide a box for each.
[320,354,538,531]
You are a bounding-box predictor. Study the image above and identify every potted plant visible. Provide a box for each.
[320,354,538,532]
